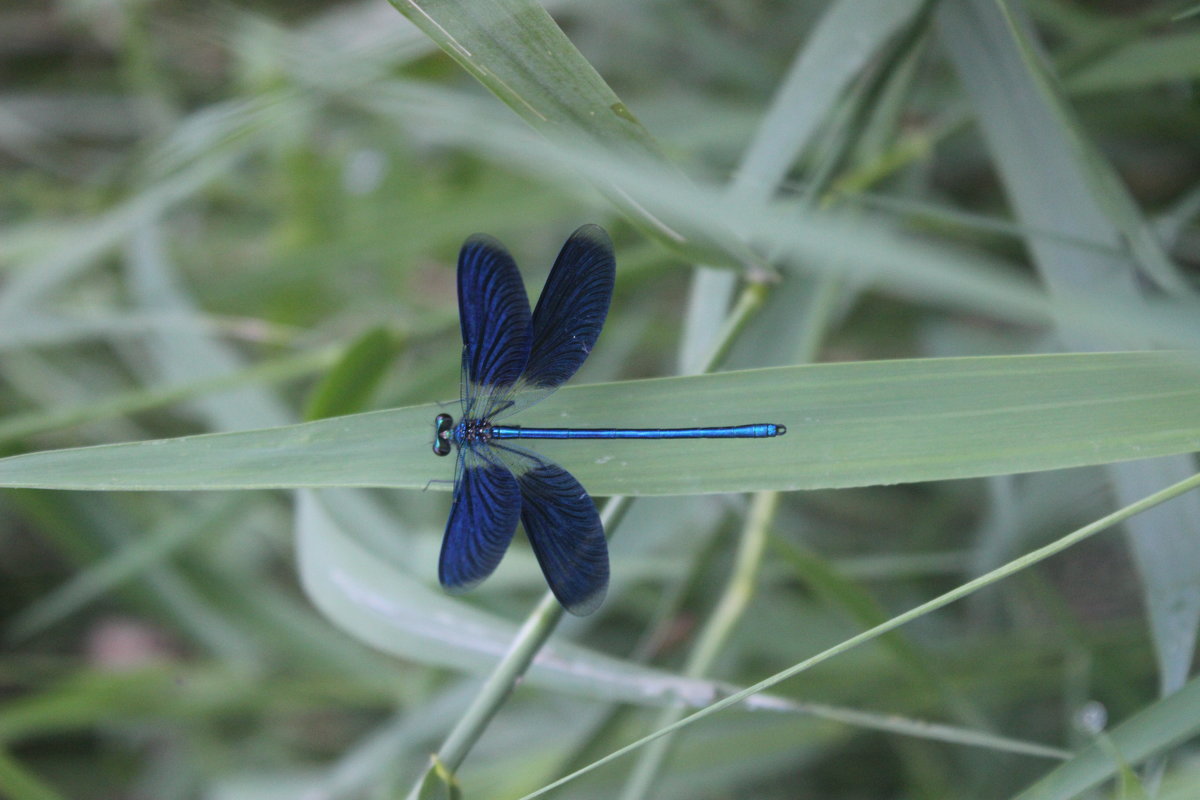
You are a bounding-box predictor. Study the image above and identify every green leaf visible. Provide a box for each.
[772,536,980,726]
[1012,674,1200,800]
[303,327,399,421]
[518,470,1200,800]
[1068,32,1200,94]
[731,0,926,200]
[0,747,66,800]
[682,0,926,371]
[387,0,658,155]
[355,83,1200,348]
[295,489,783,709]
[0,352,1197,494]
[385,0,696,250]
[938,1,1188,299]
[6,497,248,642]
[937,0,1200,696]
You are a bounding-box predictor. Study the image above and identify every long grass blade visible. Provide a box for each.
[0,352,1196,494]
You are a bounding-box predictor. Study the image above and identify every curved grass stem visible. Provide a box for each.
[406,496,632,799]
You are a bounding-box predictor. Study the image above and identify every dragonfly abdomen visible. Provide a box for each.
[490,423,786,440]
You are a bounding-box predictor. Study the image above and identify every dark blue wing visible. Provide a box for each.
[438,451,521,593]
[523,224,615,390]
[458,235,532,413]
[516,458,608,616]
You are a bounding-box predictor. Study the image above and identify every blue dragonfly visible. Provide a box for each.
[434,224,786,615]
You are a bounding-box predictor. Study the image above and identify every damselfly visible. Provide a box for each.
[434,225,785,615]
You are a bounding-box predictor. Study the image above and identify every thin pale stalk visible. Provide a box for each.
[619,491,780,800]
[695,281,770,374]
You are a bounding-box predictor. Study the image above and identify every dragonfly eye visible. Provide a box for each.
[432,413,454,457]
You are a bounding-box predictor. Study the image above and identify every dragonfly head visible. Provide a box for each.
[433,413,455,456]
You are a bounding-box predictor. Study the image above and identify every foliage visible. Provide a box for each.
[0,1,1198,798]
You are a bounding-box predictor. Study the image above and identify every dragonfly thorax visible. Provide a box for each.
[432,412,496,457]
[454,418,495,445]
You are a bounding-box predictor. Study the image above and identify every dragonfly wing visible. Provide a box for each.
[523,224,615,390]
[439,450,522,593]
[458,234,532,417]
[514,455,608,616]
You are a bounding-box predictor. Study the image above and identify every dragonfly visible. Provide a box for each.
[434,224,786,615]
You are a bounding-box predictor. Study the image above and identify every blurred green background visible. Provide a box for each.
[1,1,1199,798]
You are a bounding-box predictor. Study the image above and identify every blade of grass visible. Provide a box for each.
[302,327,399,421]
[0,162,218,319]
[298,486,1061,773]
[126,222,294,431]
[0,344,336,445]
[0,310,294,351]
[0,748,66,800]
[937,0,1200,697]
[1012,672,1200,799]
[6,496,249,642]
[773,535,989,730]
[297,489,774,708]
[1067,31,1200,94]
[387,0,661,155]
[517,470,1200,799]
[0,352,1197,494]
[354,83,1200,348]
[940,1,1188,300]
[385,0,686,251]
[680,0,927,370]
